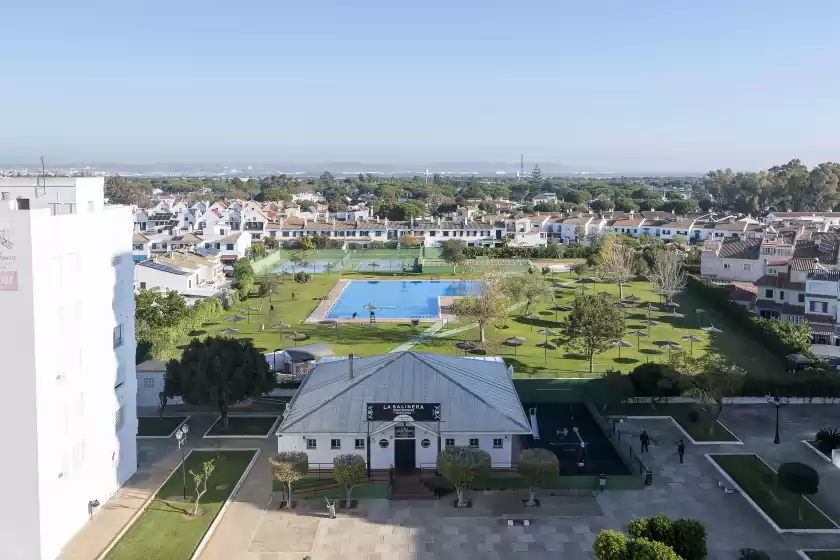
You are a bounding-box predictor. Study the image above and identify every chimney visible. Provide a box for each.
[349,353,354,379]
[303,218,308,227]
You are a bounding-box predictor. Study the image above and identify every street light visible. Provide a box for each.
[175,424,190,499]
[765,393,789,444]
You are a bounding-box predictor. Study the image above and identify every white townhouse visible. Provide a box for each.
[510,216,548,247]
[532,192,557,206]
[135,250,225,295]
[276,352,531,472]
[0,177,137,560]
[764,212,840,226]
[638,219,696,241]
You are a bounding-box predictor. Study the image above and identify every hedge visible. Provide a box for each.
[685,275,810,364]
[462,242,598,261]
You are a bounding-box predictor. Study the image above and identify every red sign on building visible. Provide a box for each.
[0,270,18,291]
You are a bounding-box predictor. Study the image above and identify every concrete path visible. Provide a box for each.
[196,405,840,560]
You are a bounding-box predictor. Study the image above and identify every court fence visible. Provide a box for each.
[584,400,650,484]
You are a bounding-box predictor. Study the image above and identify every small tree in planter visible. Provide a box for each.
[189,459,215,517]
[593,529,627,560]
[518,448,560,507]
[815,427,840,455]
[436,446,491,508]
[269,452,309,508]
[777,462,819,521]
[333,454,366,508]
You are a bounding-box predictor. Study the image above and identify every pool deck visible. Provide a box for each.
[304,278,457,324]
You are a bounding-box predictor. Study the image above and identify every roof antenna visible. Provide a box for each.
[36,156,47,197]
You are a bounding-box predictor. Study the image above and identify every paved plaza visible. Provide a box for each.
[59,405,840,559]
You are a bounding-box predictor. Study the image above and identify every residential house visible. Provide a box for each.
[132,232,150,262]
[532,192,557,206]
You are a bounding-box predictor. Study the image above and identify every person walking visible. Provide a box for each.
[639,430,650,452]
[675,440,685,464]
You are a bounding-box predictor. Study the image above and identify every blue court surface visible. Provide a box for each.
[326,280,477,319]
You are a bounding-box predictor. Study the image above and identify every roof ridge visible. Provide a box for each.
[409,352,531,432]
[279,353,403,431]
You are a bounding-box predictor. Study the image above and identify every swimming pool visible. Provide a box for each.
[326,280,477,319]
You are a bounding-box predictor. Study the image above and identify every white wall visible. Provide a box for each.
[277,426,513,470]
[134,265,195,293]
[0,192,137,560]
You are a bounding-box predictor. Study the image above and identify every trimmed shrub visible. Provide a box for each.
[594,530,628,560]
[332,454,366,503]
[627,517,649,539]
[670,518,707,560]
[625,537,681,560]
[293,271,311,283]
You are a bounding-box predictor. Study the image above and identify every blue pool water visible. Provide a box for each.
[326,280,478,319]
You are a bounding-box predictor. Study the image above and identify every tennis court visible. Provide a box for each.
[523,401,631,476]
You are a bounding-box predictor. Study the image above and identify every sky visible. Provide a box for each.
[2,0,840,172]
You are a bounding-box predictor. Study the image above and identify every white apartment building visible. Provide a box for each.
[0,178,137,560]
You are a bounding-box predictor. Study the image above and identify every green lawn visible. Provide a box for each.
[606,403,740,442]
[205,415,279,437]
[106,449,257,560]
[272,477,389,499]
[710,454,838,530]
[803,552,840,560]
[177,275,781,378]
[414,280,783,376]
[137,416,188,437]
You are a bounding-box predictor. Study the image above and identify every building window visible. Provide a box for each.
[113,324,124,348]
[493,438,503,449]
[445,438,455,447]
[140,282,147,289]
[765,289,773,299]
[743,263,752,271]
[779,291,785,301]
[378,439,389,448]
[723,263,731,269]
[822,302,829,313]
[421,439,431,448]
[469,438,479,448]
[798,293,805,303]
[143,377,155,389]
[226,244,234,250]
[133,244,144,251]
[306,439,317,449]
[331,439,341,450]
[355,439,365,450]
[810,301,816,312]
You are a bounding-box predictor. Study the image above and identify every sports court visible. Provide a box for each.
[523,401,631,476]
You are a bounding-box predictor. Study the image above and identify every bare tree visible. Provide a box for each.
[647,249,685,304]
[451,261,510,343]
[189,459,216,516]
[597,234,636,299]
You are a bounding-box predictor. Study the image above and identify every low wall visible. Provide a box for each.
[252,251,286,276]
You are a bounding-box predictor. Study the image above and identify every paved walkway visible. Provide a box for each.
[196,405,840,560]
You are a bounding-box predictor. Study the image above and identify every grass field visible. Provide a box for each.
[414,280,783,376]
[606,403,740,442]
[137,416,188,437]
[803,552,840,560]
[106,449,257,560]
[710,454,838,530]
[178,273,782,378]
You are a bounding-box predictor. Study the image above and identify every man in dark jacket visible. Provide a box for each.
[639,430,650,452]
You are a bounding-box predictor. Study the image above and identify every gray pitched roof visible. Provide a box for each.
[277,351,531,435]
[717,238,762,259]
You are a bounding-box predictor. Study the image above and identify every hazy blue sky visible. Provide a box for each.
[2,0,840,172]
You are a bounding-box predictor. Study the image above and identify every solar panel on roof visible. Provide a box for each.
[139,261,189,275]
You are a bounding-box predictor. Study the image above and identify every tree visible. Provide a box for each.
[263,236,279,250]
[258,275,280,300]
[332,454,366,504]
[164,336,274,429]
[598,234,636,298]
[299,236,315,251]
[269,452,309,508]
[517,448,560,507]
[399,235,423,248]
[571,262,588,277]
[233,258,254,280]
[594,530,628,560]
[249,241,266,259]
[520,274,554,314]
[440,238,467,273]
[451,262,510,343]
[593,369,636,411]
[647,249,685,304]
[680,355,744,435]
[752,317,812,355]
[105,176,150,206]
[567,294,626,372]
[258,187,292,202]
[625,538,682,560]
[436,446,491,507]
[189,459,216,516]
[777,462,819,521]
[288,250,312,275]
